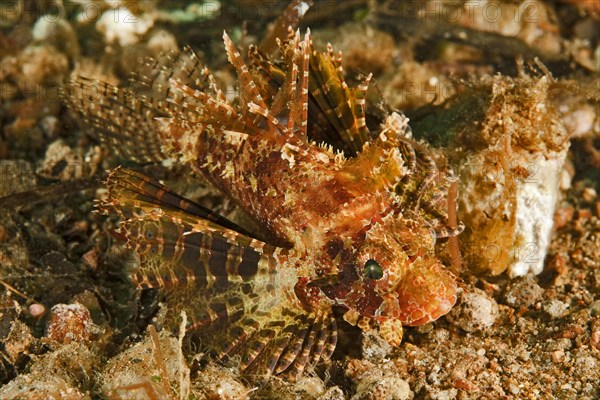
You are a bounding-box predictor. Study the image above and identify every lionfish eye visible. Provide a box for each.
[364,259,383,280]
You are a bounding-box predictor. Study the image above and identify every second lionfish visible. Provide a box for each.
[63,22,463,377]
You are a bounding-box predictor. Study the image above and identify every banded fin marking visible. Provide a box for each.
[167,78,239,126]
[223,32,269,118]
[102,166,253,235]
[100,167,337,377]
[63,47,218,164]
[260,0,312,55]
[308,44,370,155]
[61,78,167,163]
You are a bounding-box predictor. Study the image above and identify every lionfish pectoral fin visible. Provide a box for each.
[99,167,338,376]
[101,166,255,236]
[217,307,337,378]
[99,167,272,289]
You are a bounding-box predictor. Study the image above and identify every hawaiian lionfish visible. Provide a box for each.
[63,3,462,378]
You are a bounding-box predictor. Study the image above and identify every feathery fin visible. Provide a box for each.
[100,167,337,377]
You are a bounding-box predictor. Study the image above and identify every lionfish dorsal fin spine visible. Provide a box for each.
[223,32,269,117]
[297,30,311,136]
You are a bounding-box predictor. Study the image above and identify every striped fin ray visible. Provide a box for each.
[63,47,225,164]
[350,73,372,139]
[244,46,343,148]
[130,46,224,106]
[223,32,289,135]
[223,32,270,119]
[209,303,338,378]
[101,166,255,236]
[308,44,370,155]
[61,77,167,163]
[260,0,312,55]
[247,34,364,150]
[295,29,311,136]
[268,29,301,129]
[248,44,286,103]
[166,78,249,132]
[267,29,312,137]
[218,30,315,141]
[100,168,338,377]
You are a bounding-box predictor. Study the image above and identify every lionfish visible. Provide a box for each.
[63,4,462,378]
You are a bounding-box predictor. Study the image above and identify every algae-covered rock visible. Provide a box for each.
[0,343,97,400]
[412,72,571,276]
[101,328,191,399]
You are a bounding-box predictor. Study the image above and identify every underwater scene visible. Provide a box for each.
[0,1,599,399]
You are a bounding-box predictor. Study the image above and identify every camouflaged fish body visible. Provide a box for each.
[64,30,462,377]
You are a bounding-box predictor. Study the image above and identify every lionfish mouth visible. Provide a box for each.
[307,274,341,288]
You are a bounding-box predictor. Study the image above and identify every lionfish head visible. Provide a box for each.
[334,212,457,346]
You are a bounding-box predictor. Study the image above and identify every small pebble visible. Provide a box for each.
[574,354,597,372]
[294,376,326,397]
[548,338,572,352]
[46,303,98,343]
[3,320,34,362]
[17,44,69,85]
[361,330,393,362]
[543,299,570,319]
[576,208,592,222]
[39,115,60,139]
[590,318,600,350]
[320,386,345,400]
[503,276,543,308]
[590,328,600,350]
[82,248,99,270]
[28,303,46,318]
[147,29,178,55]
[559,169,572,190]
[347,360,413,400]
[552,350,564,363]
[553,206,574,230]
[31,15,80,58]
[509,383,520,395]
[447,289,498,332]
[429,388,458,400]
[582,187,597,203]
[352,375,412,400]
[97,7,155,46]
